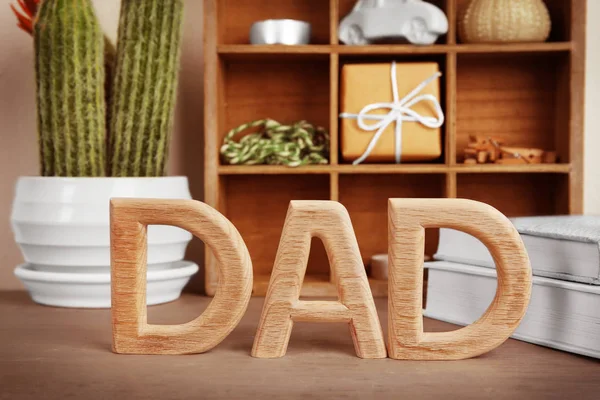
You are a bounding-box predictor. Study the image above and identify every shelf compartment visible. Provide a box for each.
[455,0,572,43]
[340,174,446,267]
[217,0,331,45]
[454,42,572,54]
[338,53,447,165]
[220,58,330,164]
[456,53,570,164]
[223,175,331,279]
[457,173,569,217]
[336,0,448,45]
[543,0,574,42]
[217,164,449,175]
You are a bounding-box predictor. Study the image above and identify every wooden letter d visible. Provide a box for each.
[110,199,253,355]
[387,198,532,360]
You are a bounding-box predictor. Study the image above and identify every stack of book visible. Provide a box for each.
[426,215,600,359]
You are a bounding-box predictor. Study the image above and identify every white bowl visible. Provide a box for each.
[15,260,199,308]
[11,177,192,271]
[249,19,311,45]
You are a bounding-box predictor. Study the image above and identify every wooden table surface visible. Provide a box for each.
[1,291,599,399]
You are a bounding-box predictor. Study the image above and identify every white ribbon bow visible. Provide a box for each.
[340,61,445,165]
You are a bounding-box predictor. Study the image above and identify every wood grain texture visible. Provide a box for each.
[447,0,457,44]
[456,53,566,162]
[4,293,600,400]
[3,292,600,399]
[453,42,572,53]
[110,199,252,354]
[329,0,339,45]
[445,51,457,166]
[217,43,573,56]
[251,274,389,298]
[218,0,330,45]
[445,172,457,198]
[203,0,221,296]
[387,198,532,360]
[217,164,571,175]
[252,201,387,359]
[340,174,444,264]
[329,171,339,284]
[224,175,330,279]
[329,52,339,165]
[223,59,330,142]
[218,45,332,56]
[457,173,568,216]
[453,163,570,173]
[568,0,586,213]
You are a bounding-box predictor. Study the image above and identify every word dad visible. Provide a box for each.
[110,198,531,360]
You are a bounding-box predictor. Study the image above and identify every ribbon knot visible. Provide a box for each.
[340,61,445,165]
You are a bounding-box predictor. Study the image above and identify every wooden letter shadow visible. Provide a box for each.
[252,201,387,359]
[388,198,532,360]
[110,198,253,355]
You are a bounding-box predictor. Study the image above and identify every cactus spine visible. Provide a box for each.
[109,0,184,177]
[34,0,106,176]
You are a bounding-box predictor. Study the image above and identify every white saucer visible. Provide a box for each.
[15,261,199,308]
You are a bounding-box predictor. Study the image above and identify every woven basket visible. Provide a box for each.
[458,0,551,43]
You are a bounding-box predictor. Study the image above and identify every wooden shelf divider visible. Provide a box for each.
[329,1,340,279]
[445,172,457,198]
[330,172,339,202]
[454,42,572,53]
[217,164,571,175]
[330,53,339,165]
[568,0,586,213]
[447,0,457,45]
[445,52,457,166]
[453,164,572,174]
[216,43,573,58]
[330,0,340,45]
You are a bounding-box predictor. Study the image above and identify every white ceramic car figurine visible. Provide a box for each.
[339,0,448,45]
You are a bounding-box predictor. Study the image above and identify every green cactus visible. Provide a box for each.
[34,0,106,177]
[109,0,184,177]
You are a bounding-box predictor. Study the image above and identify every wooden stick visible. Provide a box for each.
[251,201,387,359]
[387,198,532,360]
[110,198,253,355]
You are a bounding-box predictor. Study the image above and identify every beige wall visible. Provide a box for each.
[0,1,598,290]
[1,0,37,290]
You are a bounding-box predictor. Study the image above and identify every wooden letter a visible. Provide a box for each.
[252,201,387,359]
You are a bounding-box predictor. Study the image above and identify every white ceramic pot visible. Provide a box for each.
[11,177,193,272]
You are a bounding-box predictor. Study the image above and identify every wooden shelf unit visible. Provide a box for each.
[203,0,586,297]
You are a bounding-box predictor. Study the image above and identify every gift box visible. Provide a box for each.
[340,62,444,164]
